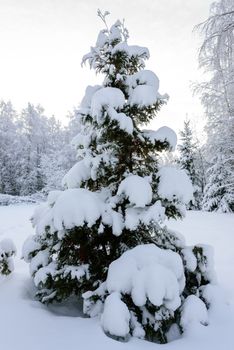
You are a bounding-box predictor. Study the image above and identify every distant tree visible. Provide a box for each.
[18,104,49,194]
[178,120,202,209]
[41,112,78,192]
[195,0,234,211]
[202,154,234,212]
[0,101,21,195]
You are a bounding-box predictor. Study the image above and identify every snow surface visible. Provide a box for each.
[180,295,208,330]
[0,204,234,349]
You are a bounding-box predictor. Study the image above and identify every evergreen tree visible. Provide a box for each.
[178,119,201,209]
[0,101,21,195]
[23,12,215,343]
[202,154,234,212]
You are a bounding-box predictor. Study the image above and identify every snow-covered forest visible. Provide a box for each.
[0,101,78,196]
[0,1,233,349]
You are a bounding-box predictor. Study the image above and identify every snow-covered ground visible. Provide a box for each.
[0,204,233,350]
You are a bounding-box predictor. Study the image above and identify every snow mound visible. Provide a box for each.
[91,87,125,120]
[101,292,130,338]
[117,175,152,207]
[180,295,208,329]
[158,166,193,204]
[106,244,185,304]
[143,126,177,151]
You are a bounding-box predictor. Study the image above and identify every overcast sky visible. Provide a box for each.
[0,0,213,133]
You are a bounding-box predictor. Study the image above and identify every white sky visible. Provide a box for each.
[0,0,213,134]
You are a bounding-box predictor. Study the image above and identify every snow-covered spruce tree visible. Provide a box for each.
[202,154,234,212]
[178,120,201,209]
[23,12,215,343]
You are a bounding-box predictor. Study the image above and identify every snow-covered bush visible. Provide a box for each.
[23,11,215,343]
[0,193,45,206]
[0,239,16,275]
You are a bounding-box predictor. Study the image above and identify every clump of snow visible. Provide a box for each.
[62,160,91,189]
[129,85,158,107]
[33,262,57,288]
[47,190,62,206]
[108,107,133,134]
[22,236,41,263]
[180,295,208,330]
[80,85,101,109]
[108,209,124,236]
[158,166,194,204]
[109,21,122,42]
[0,238,16,256]
[101,292,130,338]
[112,42,150,58]
[143,126,177,151]
[131,264,181,310]
[96,30,108,47]
[53,189,104,230]
[91,87,125,120]
[181,247,197,272]
[63,264,89,281]
[128,70,159,91]
[125,201,165,230]
[117,175,152,207]
[29,249,50,275]
[72,131,93,150]
[106,244,185,303]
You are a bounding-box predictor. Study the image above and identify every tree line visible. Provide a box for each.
[0,101,78,196]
